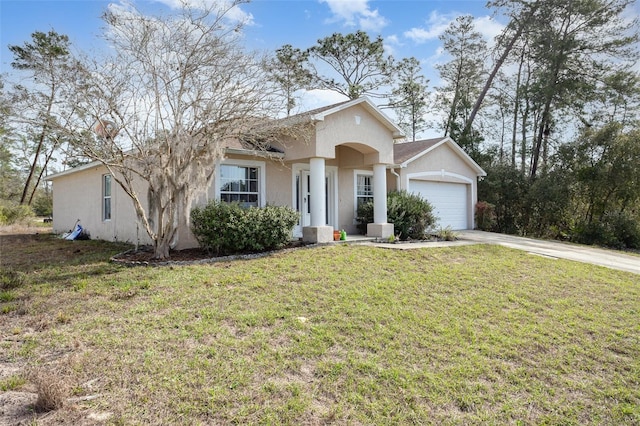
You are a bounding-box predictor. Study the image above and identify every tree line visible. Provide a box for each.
[0,0,638,257]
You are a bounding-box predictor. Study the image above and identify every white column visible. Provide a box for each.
[309,157,326,227]
[373,163,387,224]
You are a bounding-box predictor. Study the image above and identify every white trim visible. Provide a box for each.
[405,170,473,188]
[102,174,112,222]
[47,161,102,181]
[215,158,266,207]
[327,166,338,230]
[224,148,285,159]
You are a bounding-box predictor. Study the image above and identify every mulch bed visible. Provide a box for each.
[111,240,312,266]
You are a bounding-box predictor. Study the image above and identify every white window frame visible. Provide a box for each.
[102,174,112,221]
[353,169,374,220]
[215,159,266,207]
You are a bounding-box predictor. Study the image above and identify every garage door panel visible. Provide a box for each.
[409,180,468,230]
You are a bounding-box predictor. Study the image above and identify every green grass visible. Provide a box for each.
[1,237,639,424]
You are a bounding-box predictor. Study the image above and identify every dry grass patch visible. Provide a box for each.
[29,368,70,412]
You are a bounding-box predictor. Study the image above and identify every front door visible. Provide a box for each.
[294,166,337,237]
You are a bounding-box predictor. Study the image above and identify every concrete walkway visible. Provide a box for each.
[459,231,640,275]
[362,230,640,275]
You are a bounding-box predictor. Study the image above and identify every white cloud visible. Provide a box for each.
[299,89,349,110]
[404,11,454,44]
[383,34,402,56]
[150,0,254,25]
[319,0,389,32]
[404,11,505,46]
[474,15,505,45]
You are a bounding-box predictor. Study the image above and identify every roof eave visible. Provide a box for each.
[225,148,285,159]
[45,160,103,181]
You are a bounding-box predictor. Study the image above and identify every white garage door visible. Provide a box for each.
[409,180,468,230]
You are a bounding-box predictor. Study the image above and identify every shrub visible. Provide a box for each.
[356,190,435,240]
[475,201,496,231]
[572,212,640,249]
[436,226,458,241]
[191,201,299,255]
[32,193,53,217]
[0,201,34,225]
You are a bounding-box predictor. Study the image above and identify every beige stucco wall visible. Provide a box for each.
[50,165,153,246]
[316,105,394,164]
[51,155,296,250]
[282,105,395,165]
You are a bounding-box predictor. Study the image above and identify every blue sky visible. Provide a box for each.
[0,0,501,77]
[0,0,511,127]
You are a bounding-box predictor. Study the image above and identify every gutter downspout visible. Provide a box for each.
[390,167,400,191]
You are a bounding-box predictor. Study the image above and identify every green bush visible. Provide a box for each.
[32,193,53,217]
[572,212,640,249]
[0,201,34,225]
[356,190,435,240]
[191,201,299,255]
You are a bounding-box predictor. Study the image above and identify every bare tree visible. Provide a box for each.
[65,1,289,259]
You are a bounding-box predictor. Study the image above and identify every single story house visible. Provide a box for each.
[47,97,486,248]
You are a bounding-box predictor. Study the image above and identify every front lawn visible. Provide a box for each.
[1,234,639,424]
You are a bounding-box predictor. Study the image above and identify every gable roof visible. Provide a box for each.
[394,137,487,177]
[272,97,405,139]
[311,97,406,139]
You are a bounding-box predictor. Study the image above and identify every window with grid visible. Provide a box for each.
[219,164,259,207]
[356,174,373,208]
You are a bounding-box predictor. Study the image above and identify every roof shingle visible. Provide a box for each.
[393,137,446,164]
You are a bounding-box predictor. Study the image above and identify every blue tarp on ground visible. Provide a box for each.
[65,224,83,240]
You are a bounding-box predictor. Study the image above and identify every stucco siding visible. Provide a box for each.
[315,105,394,164]
[265,160,293,207]
[51,165,152,246]
[400,144,478,186]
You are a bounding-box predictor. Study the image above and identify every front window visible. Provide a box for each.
[220,164,259,207]
[103,174,112,221]
[356,174,374,209]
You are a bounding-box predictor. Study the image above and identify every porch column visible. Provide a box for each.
[373,163,387,224]
[367,163,394,239]
[309,157,325,227]
[303,157,333,243]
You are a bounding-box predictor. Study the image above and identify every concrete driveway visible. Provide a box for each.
[457,230,640,275]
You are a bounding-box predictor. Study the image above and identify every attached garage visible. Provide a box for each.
[409,180,468,230]
[392,137,487,231]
